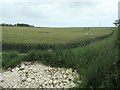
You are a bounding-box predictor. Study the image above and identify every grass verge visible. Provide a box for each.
[2,30,119,88]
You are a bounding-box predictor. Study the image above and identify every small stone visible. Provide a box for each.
[50,85,53,88]
[16,67,20,71]
[63,80,68,83]
[29,67,33,70]
[11,69,15,72]
[0,78,4,83]
[55,84,60,88]
[21,76,26,82]
[13,85,17,88]
[44,82,48,86]
[26,86,30,88]
[21,77,26,82]
[63,74,67,78]
[61,71,65,74]
[20,65,25,70]
[31,76,35,79]
[8,67,12,71]
[66,69,69,74]
[27,78,32,82]
[53,80,57,85]
[77,81,82,84]
[70,82,76,87]
[49,80,52,83]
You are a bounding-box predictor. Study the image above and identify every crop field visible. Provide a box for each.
[2,27,113,44]
[2,26,119,88]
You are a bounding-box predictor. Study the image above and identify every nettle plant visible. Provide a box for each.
[113,19,120,28]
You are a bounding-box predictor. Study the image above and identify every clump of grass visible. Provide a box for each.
[23,50,36,62]
[74,32,119,88]
[2,51,23,69]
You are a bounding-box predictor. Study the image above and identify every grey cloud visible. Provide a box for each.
[68,2,98,8]
[19,2,98,19]
[2,3,21,18]
[1,0,118,27]
[2,1,98,19]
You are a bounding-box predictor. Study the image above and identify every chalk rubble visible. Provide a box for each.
[1,61,80,88]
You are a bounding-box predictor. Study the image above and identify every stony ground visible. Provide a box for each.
[0,61,80,88]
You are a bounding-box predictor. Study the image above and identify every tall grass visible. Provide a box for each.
[2,51,23,69]
[23,32,119,88]
[0,52,2,69]
[2,30,119,88]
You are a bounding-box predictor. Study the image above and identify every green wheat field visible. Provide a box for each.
[2,26,119,88]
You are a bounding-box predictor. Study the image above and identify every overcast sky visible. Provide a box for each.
[0,0,119,27]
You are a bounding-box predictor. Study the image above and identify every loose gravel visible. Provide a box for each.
[0,61,80,88]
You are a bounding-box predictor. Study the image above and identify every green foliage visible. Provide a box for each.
[2,33,112,53]
[24,50,39,63]
[2,27,114,53]
[0,53,2,68]
[2,27,119,88]
[76,32,119,88]
[2,51,23,69]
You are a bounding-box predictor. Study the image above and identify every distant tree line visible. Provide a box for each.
[0,23,34,27]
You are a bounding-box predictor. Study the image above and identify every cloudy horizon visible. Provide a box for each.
[0,0,119,27]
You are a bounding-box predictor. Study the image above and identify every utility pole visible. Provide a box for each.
[118,1,120,20]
